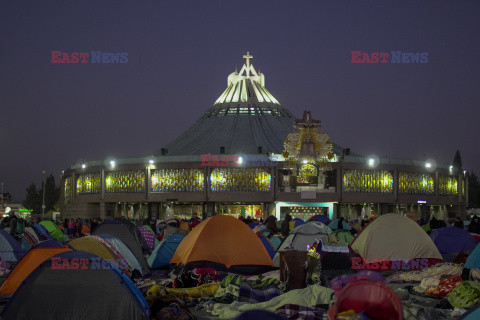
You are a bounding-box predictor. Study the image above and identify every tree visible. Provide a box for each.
[468,172,480,208]
[23,174,60,215]
[23,183,42,214]
[453,150,463,171]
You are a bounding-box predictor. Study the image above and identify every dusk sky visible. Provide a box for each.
[1,1,479,201]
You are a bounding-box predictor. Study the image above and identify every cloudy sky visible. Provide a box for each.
[1,0,479,200]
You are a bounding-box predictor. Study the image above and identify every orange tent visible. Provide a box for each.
[81,225,90,234]
[170,215,272,269]
[0,247,71,295]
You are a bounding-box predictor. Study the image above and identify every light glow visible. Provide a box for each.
[110,160,115,168]
[149,159,154,164]
[82,164,86,169]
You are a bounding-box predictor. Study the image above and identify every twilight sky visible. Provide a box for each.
[1,0,479,201]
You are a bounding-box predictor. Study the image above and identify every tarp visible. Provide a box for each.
[430,227,477,261]
[0,229,24,262]
[39,220,65,241]
[97,233,144,275]
[272,222,331,267]
[351,213,442,262]
[147,234,184,269]
[170,215,273,270]
[0,247,71,296]
[92,220,150,273]
[0,250,149,320]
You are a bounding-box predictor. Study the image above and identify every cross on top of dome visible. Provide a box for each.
[239,51,258,78]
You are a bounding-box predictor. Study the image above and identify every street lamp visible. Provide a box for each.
[42,170,46,219]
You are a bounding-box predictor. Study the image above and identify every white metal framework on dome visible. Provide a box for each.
[214,52,280,105]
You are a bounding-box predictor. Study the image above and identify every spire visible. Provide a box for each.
[243,51,253,74]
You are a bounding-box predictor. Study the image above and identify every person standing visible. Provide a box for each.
[281,214,292,238]
[8,208,22,244]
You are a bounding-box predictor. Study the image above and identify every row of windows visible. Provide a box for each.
[204,106,292,117]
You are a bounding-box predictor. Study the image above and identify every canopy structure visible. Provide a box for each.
[156,52,343,156]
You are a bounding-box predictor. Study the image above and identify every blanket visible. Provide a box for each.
[275,304,326,320]
[238,282,282,303]
[211,284,333,319]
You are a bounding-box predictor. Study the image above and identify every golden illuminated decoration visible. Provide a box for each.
[283,111,333,170]
[399,172,434,194]
[298,163,318,185]
[439,175,458,195]
[64,177,73,203]
[105,170,145,193]
[151,169,204,192]
[343,170,393,193]
[76,173,101,195]
[210,168,271,192]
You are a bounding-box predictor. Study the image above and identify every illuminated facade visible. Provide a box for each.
[60,53,467,220]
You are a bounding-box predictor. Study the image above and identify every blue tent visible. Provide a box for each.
[0,229,24,262]
[97,233,144,274]
[31,224,53,241]
[269,237,283,250]
[258,235,275,259]
[292,218,305,228]
[464,242,480,269]
[0,250,149,320]
[310,215,330,225]
[248,222,259,229]
[430,227,477,261]
[329,219,351,231]
[34,239,67,248]
[147,234,184,268]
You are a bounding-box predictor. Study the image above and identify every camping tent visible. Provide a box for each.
[0,246,71,297]
[463,242,480,270]
[351,213,442,269]
[114,217,151,252]
[334,230,354,245]
[309,215,330,225]
[429,227,477,261]
[272,222,331,267]
[138,226,157,251]
[97,233,144,275]
[0,250,149,320]
[25,227,40,243]
[68,236,129,274]
[92,220,150,273]
[170,215,273,273]
[269,237,283,251]
[258,235,275,260]
[31,224,53,241]
[147,234,184,269]
[329,219,351,231]
[289,218,305,230]
[39,220,65,241]
[0,229,24,263]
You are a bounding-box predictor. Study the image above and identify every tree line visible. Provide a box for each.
[23,174,60,215]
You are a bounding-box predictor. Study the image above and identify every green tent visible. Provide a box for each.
[335,230,354,244]
[39,220,65,241]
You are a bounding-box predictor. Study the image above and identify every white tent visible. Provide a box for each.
[272,221,331,267]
